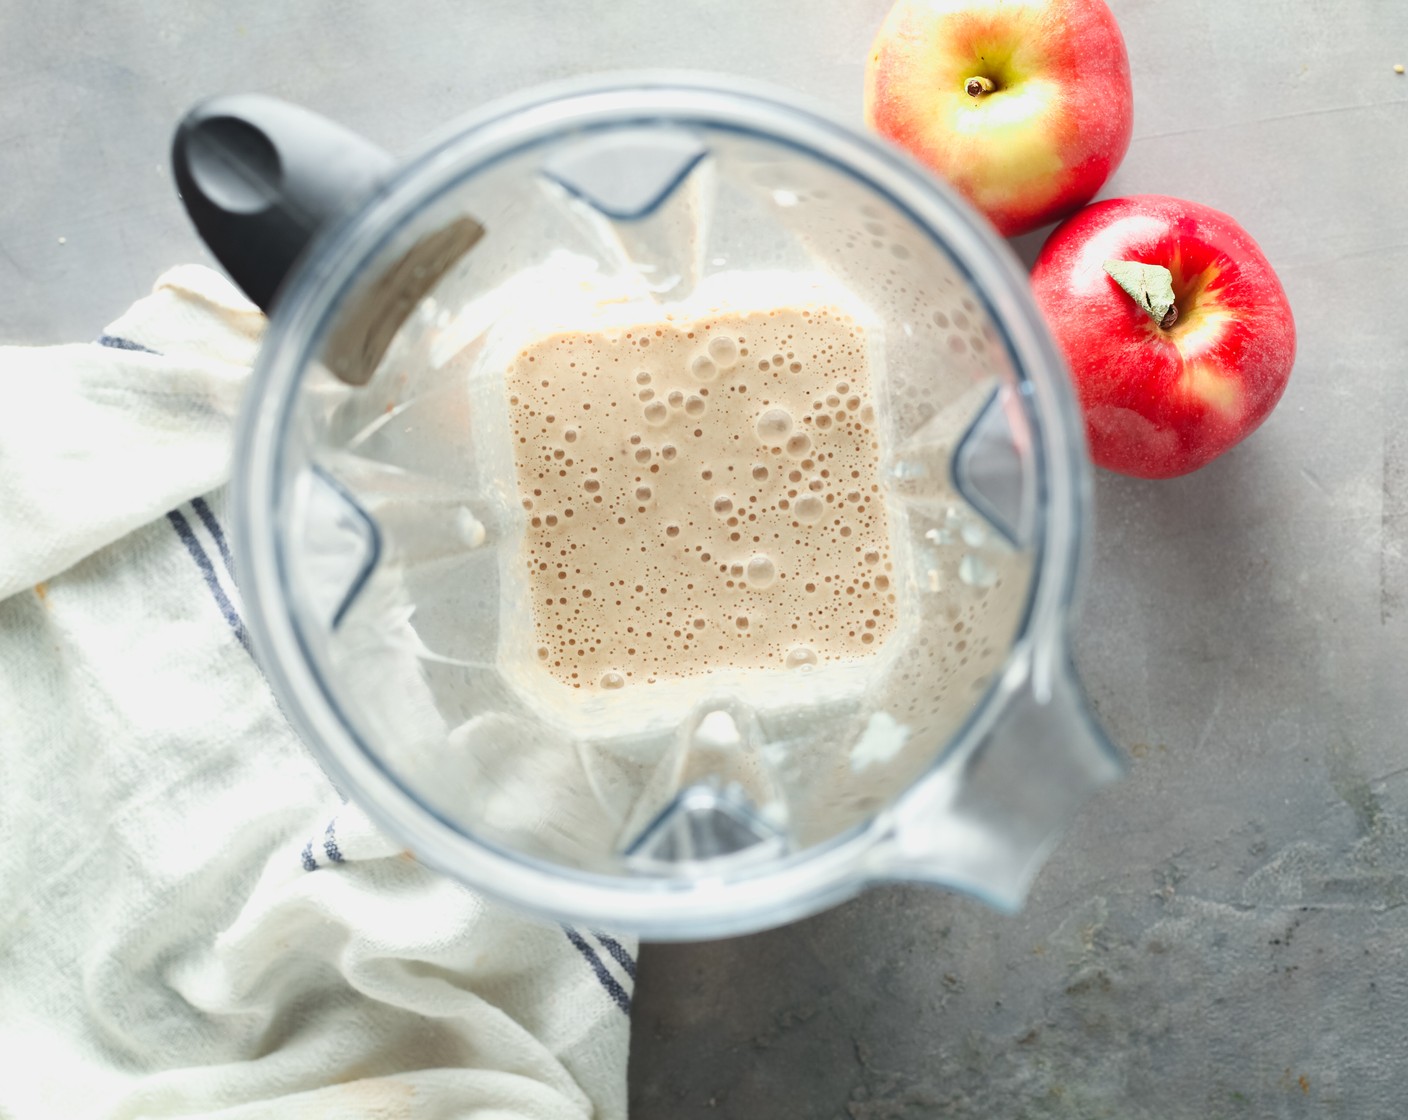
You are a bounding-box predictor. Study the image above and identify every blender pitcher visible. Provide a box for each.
[172,75,1120,939]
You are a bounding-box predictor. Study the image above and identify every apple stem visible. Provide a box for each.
[1103,260,1180,330]
[965,76,996,97]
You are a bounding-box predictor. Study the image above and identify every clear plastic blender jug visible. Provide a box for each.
[172,75,1120,939]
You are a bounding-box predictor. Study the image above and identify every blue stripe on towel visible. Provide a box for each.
[166,508,251,656]
[323,819,345,863]
[563,927,631,1013]
[97,334,159,354]
[190,496,237,581]
[591,931,638,980]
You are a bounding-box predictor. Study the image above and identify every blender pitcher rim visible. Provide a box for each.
[230,73,1095,936]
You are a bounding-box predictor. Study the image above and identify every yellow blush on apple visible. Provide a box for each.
[865,0,1134,237]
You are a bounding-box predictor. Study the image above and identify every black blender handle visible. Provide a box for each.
[172,94,395,312]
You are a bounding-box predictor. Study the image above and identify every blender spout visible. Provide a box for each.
[876,649,1122,911]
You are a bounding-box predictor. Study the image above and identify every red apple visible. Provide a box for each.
[864,0,1133,237]
[1030,195,1296,479]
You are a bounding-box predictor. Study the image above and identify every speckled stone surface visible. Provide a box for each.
[3,0,1405,1115]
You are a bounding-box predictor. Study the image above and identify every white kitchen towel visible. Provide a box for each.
[0,266,635,1120]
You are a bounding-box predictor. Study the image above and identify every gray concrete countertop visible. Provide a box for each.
[4,1,1406,1116]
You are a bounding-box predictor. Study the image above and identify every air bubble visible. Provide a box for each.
[745,554,777,588]
[661,444,678,461]
[667,389,685,408]
[713,496,733,515]
[685,395,706,417]
[690,354,719,381]
[794,495,825,523]
[752,464,770,481]
[707,335,739,367]
[644,401,668,425]
[756,408,793,442]
[785,433,811,458]
[785,646,818,669]
[634,447,652,463]
[600,671,626,690]
[635,485,653,502]
[735,615,750,630]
